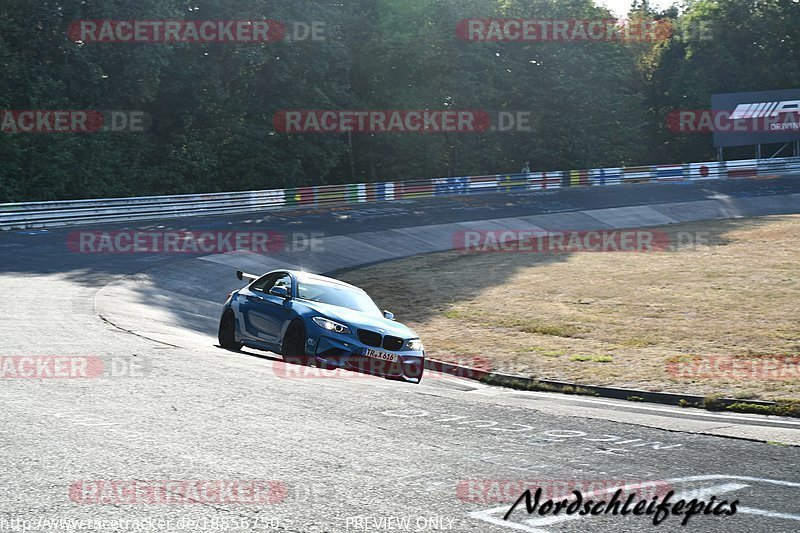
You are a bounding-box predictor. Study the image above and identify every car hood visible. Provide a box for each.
[296,300,418,338]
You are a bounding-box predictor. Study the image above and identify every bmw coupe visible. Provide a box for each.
[218,269,425,383]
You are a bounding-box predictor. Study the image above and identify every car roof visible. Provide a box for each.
[281,270,364,292]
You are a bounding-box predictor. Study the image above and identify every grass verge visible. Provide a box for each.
[340,215,800,402]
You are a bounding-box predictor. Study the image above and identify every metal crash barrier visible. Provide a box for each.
[2,157,799,230]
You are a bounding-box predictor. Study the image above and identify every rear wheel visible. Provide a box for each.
[218,310,242,351]
[282,320,312,366]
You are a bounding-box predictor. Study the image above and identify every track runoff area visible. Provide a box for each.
[2,175,800,533]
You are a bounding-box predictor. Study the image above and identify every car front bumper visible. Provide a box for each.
[310,334,425,383]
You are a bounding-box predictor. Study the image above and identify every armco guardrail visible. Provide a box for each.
[1,157,799,230]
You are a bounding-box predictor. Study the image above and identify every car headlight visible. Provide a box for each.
[312,317,352,335]
[406,338,424,351]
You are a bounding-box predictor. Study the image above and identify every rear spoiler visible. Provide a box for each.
[237,270,259,282]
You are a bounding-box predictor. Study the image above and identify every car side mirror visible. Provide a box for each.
[269,286,290,299]
[383,310,395,320]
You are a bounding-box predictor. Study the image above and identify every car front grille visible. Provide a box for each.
[382,335,404,351]
[357,329,382,347]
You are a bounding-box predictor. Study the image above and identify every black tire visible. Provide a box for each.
[218,310,243,351]
[281,320,311,366]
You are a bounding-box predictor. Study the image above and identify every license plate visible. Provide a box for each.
[365,349,398,362]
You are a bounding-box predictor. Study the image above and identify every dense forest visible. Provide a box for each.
[1,0,798,201]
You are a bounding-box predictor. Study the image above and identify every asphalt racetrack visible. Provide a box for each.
[2,177,800,532]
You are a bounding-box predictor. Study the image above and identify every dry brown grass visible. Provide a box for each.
[339,215,800,400]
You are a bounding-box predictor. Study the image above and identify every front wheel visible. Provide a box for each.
[281,320,312,366]
[218,310,243,351]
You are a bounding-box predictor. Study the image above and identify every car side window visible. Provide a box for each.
[269,274,292,295]
[250,273,277,293]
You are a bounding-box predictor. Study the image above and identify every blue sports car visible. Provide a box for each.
[218,269,425,383]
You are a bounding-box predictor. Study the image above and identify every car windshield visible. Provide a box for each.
[296,279,381,315]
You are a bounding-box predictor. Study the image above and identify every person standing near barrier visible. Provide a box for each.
[521,161,531,174]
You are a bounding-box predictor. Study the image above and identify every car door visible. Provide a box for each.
[240,272,293,347]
